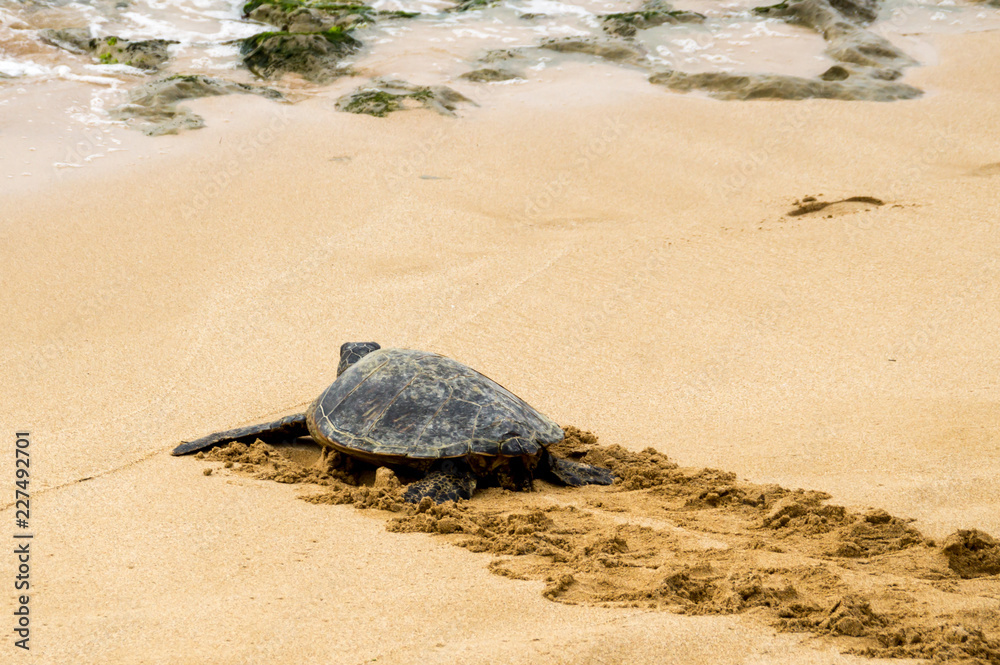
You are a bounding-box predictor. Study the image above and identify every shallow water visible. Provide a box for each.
[3,0,998,85]
[0,0,998,177]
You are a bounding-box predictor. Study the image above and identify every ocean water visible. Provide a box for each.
[0,0,998,175]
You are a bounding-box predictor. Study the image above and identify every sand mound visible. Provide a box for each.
[942,530,1000,579]
[193,430,1000,663]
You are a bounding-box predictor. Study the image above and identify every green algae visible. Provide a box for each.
[336,79,473,117]
[240,27,360,81]
[601,1,705,38]
[39,29,176,70]
[243,0,417,30]
[238,0,417,81]
[243,0,368,13]
[447,0,499,12]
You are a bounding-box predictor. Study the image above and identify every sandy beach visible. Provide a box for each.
[3,9,1000,663]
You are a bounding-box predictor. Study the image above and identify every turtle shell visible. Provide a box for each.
[306,348,563,466]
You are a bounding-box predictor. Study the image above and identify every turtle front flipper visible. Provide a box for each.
[172,413,308,456]
[403,462,477,503]
[544,452,615,487]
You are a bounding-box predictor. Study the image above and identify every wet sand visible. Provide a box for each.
[2,29,999,664]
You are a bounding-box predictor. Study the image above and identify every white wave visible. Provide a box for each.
[508,0,595,18]
[0,59,51,78]
[117,10,262,43]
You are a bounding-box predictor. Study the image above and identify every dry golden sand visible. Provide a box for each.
[2,30,1000,665]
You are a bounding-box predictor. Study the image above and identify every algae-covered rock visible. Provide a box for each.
[447,0,499,11]
[39,28,93,54]
[91,36,176,70]
[111,74,282,135]
[240,27,360,81]
[40,28,176,70]
[757,0,880,25]
[754,0,912,69]
[829,0,880,24]
[746,0,918,99]
[819,63,900,81]
[460,67,521,82]
[336,79,473,117]
[823,25,914,70]
[539,37,648,66]
[243,0,417,32]
[648,69,921,101]
[601,0,705,38]
[465,50,526,81]
[480,48,525,64]
[248,2,374,31]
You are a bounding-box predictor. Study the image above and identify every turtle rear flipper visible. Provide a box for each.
[403,462,477,503]
[545,453,615,487]
[171,413,308,456]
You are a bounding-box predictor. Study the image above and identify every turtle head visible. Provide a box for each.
[338,342,381,376]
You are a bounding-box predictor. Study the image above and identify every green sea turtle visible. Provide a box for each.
[172,342,614,503]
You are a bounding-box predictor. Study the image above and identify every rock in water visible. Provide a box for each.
[240,28,361,82]
[111,75,283,135]
[336,80,474,117]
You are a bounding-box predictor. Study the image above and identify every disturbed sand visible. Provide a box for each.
[2,28,1000,665]
[198,428,1000,663]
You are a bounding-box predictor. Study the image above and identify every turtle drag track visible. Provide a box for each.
[194,428,1000,664]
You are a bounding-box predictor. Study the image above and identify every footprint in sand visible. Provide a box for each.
[968,162,1000,177]
[787,195,884,218]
